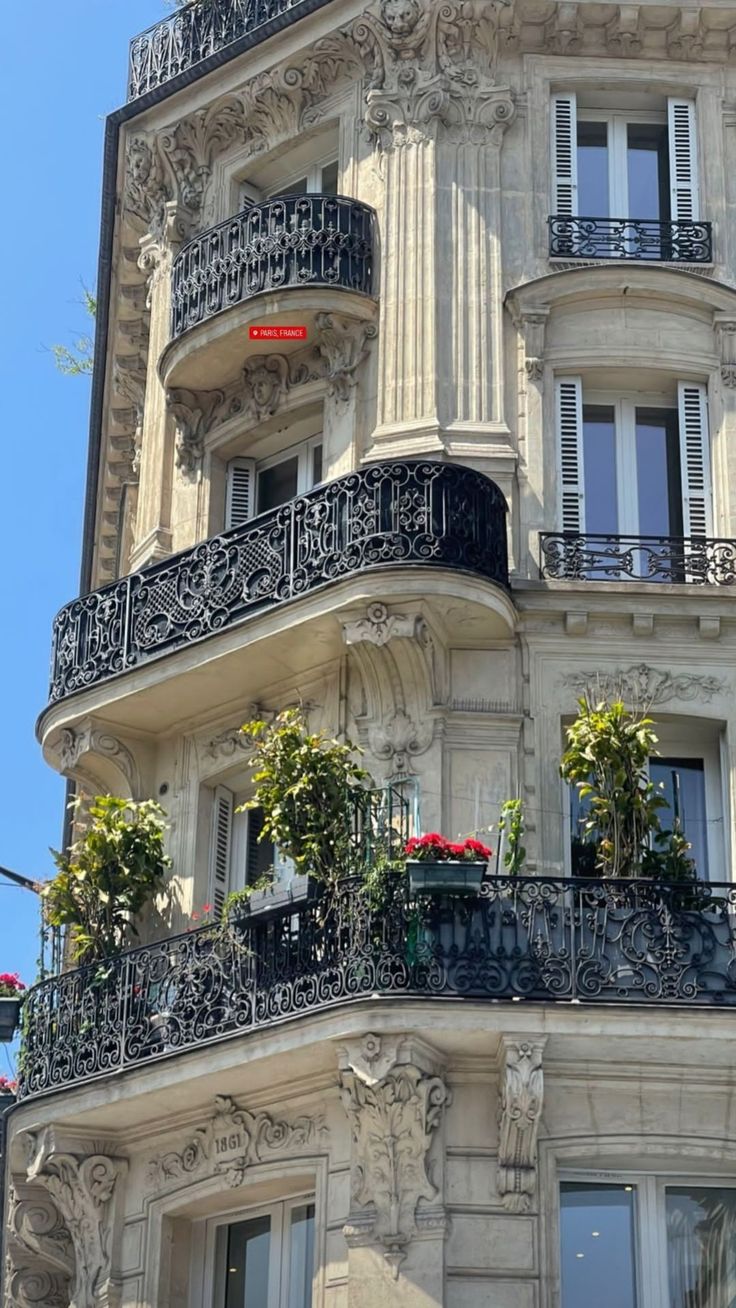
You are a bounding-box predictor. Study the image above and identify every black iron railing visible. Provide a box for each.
[18,875,736,1100]
[48,462,508,704]
[171,195,375,338]
[540,532,736,585]
[128,0,322,101]
[548,215,713,263]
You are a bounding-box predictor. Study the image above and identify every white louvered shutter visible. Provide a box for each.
[225,458,256,530]
[551,93,578,216]
[678,382,712,536]
[556,377,585,532]
[668,99,699,222]
[209,785,234,917]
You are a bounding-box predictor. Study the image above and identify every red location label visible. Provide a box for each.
[249,326,308,341]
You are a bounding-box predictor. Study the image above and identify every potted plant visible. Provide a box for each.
[0,1074,17,1099]
[42,795,171,964]
[232,708,373,917]
[405,833,492,895]
[0,974,25,1041]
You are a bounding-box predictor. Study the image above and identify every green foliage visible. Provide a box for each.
[560,696,695,881]
[240,708,373,885]
[51,288,96,377]
[42,796,171,964]
[498,799,526,875]
[222,876,274,921]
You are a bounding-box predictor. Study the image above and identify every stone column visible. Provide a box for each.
[337,1033,450,1305]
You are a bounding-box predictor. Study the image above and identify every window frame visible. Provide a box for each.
[575,108,669,220]
[189,1192,316,1308]
[559,1168,736,1308]
[561,719,726,882]
[581,388,679,538]
[240,153,339,209]
[255,435,324,514]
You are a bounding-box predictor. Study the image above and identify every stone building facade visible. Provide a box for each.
[7,0,736,1305]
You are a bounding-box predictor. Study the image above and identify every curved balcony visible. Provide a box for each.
[128,0,326,102]
[47,461,508,709]
[18,875,736,1101]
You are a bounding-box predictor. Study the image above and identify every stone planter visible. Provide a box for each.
[407,861,487,895]
[229,875,319,922]
[0,998,20,1041]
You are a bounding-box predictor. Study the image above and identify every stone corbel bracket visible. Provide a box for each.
[341,603,447,775]
[508,302,549,384]
[497,1036,547,1213]
[314,313,378,405]
[337,1033,451,1277]
[715,313,736,389]
[24,1129,128,1308]
[51,718,143,799]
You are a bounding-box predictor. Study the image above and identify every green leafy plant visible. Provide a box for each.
[221,876,275,921]
[50,287,96,377]
[560,696,695,881]
[498,800,526,876]
[240,708,373,887]
[42,796,171,964]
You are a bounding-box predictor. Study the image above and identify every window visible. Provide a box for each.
[225,438,323,530]
[209,788,296,915]
[240,159,339,210]
[556,379,711,545]
[203,1197,315,1308]
[560,1174,736,1308]
[568,722,724,881]
[552,94,699,225]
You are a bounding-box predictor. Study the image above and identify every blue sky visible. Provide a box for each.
[0,0,164,1071]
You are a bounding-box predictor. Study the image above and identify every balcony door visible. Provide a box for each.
[551,94,700,258]
[556,379,711,544]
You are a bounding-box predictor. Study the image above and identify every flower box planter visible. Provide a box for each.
[229,876,319,922]
[0,998,21,1041]
[407,861,487,896]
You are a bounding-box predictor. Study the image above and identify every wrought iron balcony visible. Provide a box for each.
[548,215,713,263]
[18,875,736,1101]
[540,532,736,585]
[128,0,323,101]
[48,461,508,705]
[171,195,375,339]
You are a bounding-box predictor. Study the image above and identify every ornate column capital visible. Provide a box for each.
[25,1133,128,1308]
[337,1033,451,1276]
[497,1036,547,1213]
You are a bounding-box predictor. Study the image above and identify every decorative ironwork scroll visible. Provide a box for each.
[548,215,712,263]
[128,0,320,101]
[48,461,509,703]
[171,195,375,338]
[539,532,736,585]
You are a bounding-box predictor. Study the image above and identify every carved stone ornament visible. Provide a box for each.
[497,1037,547,1213]
[147,1095,324,1192]
[605,5,643,55]
[25,1135,127,1308]
[342,602,419,648]
[168,386,225,475]
[715,316,736,390]
[561,663,725,706]
[5,1267,70,1308]
[314,315,378,404]
[368,708,434,775]
[56,722,140,799]
[338,1034,451,1275]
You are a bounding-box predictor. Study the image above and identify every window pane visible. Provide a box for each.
[560,1183,638,1308]
[270,176,308,199]
[288,1203,315,1308]
[320,161,339,195]
[666,1187,736,1308]
[216,1215,271,1308]
[311,444,323,488]
[627,124,669,221]
[258,456,299,513]
[582,405,618,534]
[635,408,682,538]
[650,758,708,879]
[577,121,609,215]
